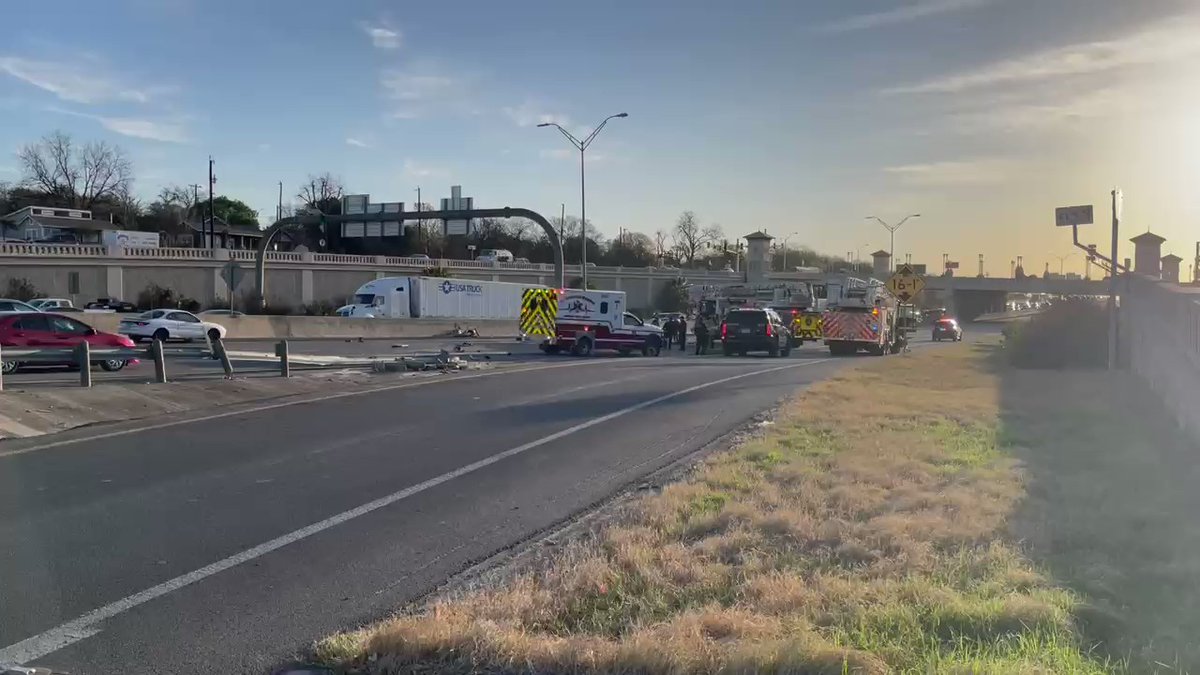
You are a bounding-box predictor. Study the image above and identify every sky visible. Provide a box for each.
[2,0,1199,277]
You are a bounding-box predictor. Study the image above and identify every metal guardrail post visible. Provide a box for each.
[213,336,234,378]
[76,342,92,388]
[0,343,4,392]
[276,339,290,378]
[151,339,167,383]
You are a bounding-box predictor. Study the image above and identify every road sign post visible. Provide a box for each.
[886,263,926,303]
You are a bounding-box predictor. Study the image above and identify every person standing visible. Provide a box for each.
[676,316,687,351]
[662,317,677,348]
[693,315,709,355]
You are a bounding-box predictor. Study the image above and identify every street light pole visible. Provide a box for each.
[866,214,920,272]
[539,113,628,288]
[780,231,799,271]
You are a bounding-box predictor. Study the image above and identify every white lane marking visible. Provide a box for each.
[0,360,596,460]
[0,358,831,666]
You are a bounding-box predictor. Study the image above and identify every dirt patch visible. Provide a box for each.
[314,343,1145,674]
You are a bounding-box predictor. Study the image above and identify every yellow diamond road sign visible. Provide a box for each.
[887,264,926,302]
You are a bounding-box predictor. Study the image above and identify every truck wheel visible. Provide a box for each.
[572,337,594,357]
[641,335,662,357]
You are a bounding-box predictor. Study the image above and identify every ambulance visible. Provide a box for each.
[540,289,665,356]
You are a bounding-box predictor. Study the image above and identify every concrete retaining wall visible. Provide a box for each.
[79,313,518,340]
[1125,279,1200,442]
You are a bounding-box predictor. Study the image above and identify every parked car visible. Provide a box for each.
[118,309,228,343]
[85,297,137,312]
[932,318,963,342]
[30,298,75,311]
[198,309,246,318]
[409,253,432,261]
[0,313,138,374]
[0,298,42,314]
[720,308,792,357]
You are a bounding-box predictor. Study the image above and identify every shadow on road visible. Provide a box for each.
[992,344,1200,670]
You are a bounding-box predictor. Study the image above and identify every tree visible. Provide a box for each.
[297,173,344,215]
[603,231,655,267]
[656,277,690,312]
[17,131,133,209]
[209,196,259,226]
[671,211,721,266]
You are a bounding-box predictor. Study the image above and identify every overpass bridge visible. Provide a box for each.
[0,242,1110,319]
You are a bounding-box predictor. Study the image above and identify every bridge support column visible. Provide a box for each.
[104,265,123,302]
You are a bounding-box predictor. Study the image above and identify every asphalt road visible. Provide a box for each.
[0,344,874,674]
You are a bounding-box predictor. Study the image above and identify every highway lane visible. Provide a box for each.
[0,349,851,674]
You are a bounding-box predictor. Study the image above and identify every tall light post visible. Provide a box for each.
[780,231,799,271]
[538,112,628,288]
[1051,252,1074,276]
[866,214,920,271]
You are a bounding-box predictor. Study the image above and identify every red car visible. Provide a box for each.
[0,313,139,374]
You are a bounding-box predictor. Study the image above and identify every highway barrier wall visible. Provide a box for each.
[80,313,519,340]
[1124,278,1200,442]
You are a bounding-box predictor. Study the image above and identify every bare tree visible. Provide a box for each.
[671,211,722,265]
[297,173,344,214]
[17,131,133,209]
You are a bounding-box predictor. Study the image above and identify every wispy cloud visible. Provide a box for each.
[886,14,1200,94]
[818,0,990,33]
[345,137,370,148]
[0,56,168,104]
[502,99,570,128]
[360,22,401,49]
[884,158,1014,186]
[48,106,188,143]
[401,159,448,179]
[378,62,471,119]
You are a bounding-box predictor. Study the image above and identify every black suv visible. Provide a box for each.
[720,308,791,357]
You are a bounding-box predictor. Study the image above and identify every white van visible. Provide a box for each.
[476,248,514,263]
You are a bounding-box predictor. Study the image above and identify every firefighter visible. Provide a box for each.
[693,315,709,355]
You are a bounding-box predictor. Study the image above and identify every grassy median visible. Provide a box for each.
[314,341,1198,674]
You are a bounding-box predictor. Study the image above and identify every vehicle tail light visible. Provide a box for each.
[766,322,774,337]
[721,323,727,339]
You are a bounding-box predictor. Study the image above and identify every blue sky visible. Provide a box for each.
[3,0,1199,276]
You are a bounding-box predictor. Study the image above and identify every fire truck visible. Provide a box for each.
[822,277,910,356]
[692,282,820,344]
[540,289,665,357]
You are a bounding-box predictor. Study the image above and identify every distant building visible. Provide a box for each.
[0,205,117,243]
[164,216,271,250]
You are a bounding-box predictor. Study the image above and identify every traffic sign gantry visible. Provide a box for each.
[886,263,926,302]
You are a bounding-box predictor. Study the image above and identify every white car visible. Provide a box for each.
[0,298,42,314]
[30,298,74,311]
[118,309,228,343]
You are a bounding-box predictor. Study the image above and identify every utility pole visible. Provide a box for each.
[277,181,283,223]
[1107,189,1121,371]
[414,186,422,253]
[559,203,565,247]
[207,157,216,249]
[978,253,984,278]
[187,183,202,245]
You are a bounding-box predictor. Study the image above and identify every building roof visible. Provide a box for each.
[870,249,891,258]
[1161,254,1184,262]
[4,213,114,231]
[743,230,773,241]
[1130,231,1166,244]
[187,216,265,236]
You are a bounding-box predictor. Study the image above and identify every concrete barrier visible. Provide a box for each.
[74,313,519,340]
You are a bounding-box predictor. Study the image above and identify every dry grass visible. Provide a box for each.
[313,343,1169,674]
